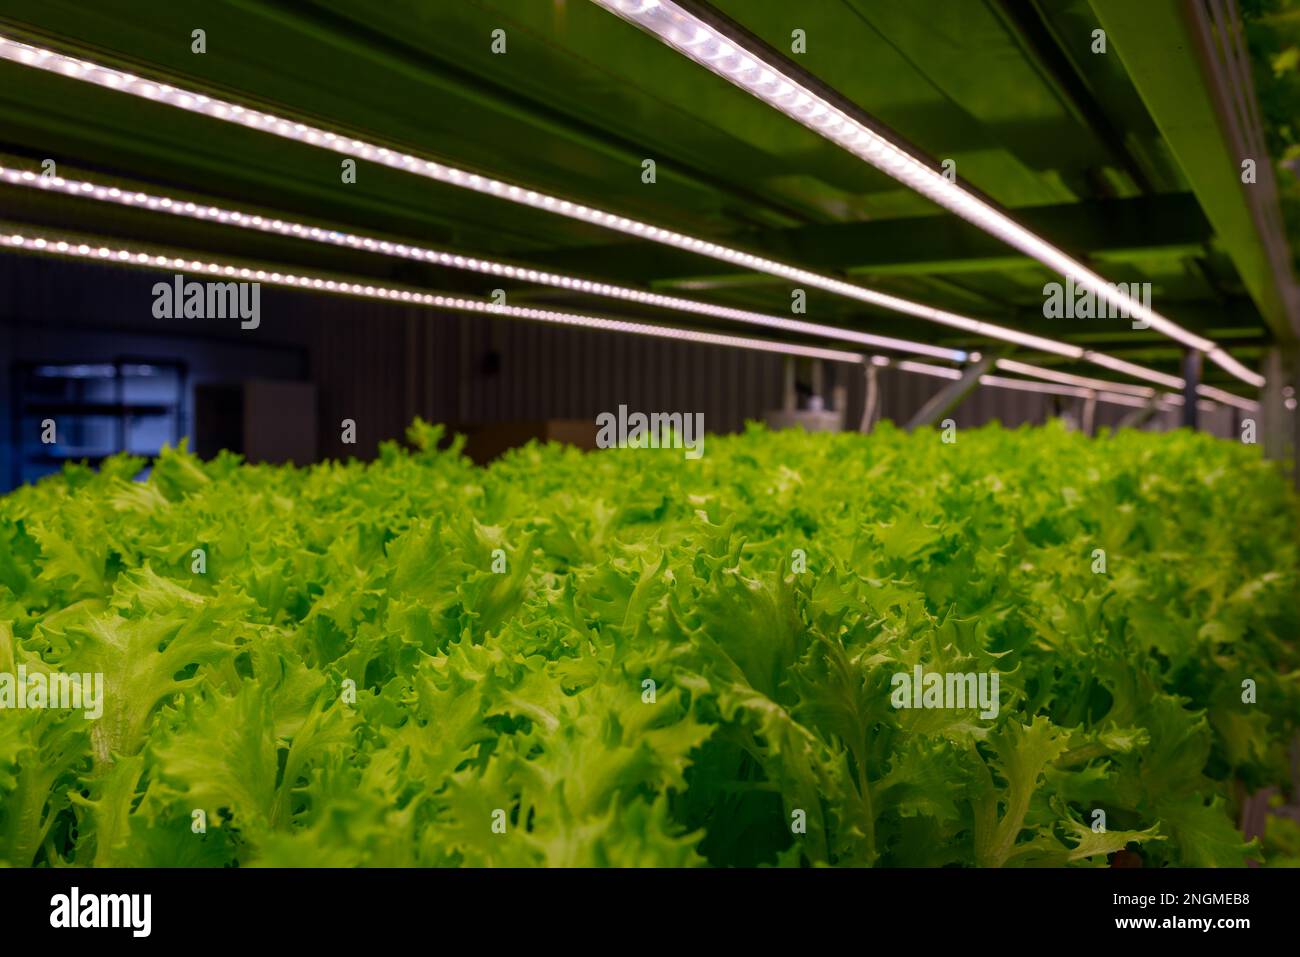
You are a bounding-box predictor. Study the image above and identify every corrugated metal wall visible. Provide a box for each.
[0,256,1238,472]
[388,312,786,435]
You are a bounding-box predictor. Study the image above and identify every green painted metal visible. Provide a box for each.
[523,194,1212,277]
[0,0,1286,387]
[1089,0,1293,341]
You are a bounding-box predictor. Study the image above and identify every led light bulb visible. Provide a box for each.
[0,30,1261,388]
[0,226,874,365]
[0,163,971,361]
[585,0,1260,387]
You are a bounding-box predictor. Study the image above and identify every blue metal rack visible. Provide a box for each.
[9,357,186,488]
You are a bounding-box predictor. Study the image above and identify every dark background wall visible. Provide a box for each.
[0,255,1204,489]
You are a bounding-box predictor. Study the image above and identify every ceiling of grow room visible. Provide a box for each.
[0,0,1293,388]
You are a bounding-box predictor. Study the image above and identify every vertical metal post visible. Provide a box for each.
[860,362,879,433]
[8,365,19,489]
[1261,346,1298,488]
[115,357,126,455]
[782,356,797,412]
[1261,348,1282,455]
[1181,348,1202,429]
[1082,391,1097,437]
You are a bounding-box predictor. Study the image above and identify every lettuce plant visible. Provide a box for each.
[0,419,1295,867]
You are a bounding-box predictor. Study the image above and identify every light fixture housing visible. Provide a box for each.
[892,360,1176,411]
[994,358,1155,399]
[0,226,867,364]
[0,32,1251,391]
[7,160,1256,406]
[585,0,1264,389]
[3,224,1200,414]
[0,163,966,362]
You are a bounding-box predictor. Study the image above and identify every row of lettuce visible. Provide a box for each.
[0,419,1296,866]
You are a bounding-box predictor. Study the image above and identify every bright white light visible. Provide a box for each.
[896,360,961,380]
[0,226,865,365]
[998,356,1258,412]
[996,358,1154,398]
[586,0,1263,388]
[980,374,1092,399]
[1094,391,1163,410]
[1196,383,1261,412]
[1206,349,1266,388]
[0,32,1240,390]
[1081,351,1185,390]
[894,360,1175,410]
[0,163,962,362]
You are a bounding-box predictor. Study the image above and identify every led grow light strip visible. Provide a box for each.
[1004,360,1257,411]
[587,0,1264,390]
[1204,348,1263,387]
[0,227,865,364]
[0,33,1063,357]
[0,34,1216,391]
[982,375,1092,400]
[996,359,1257,411]
[11,163,1241,406]
[8,175,1262,414]
[6,223,1214,412]
[1080,351,1183,390]
[1084,391,1168,411]
[7,215,1205,412]
[1163,395,1222,413]
[994,358,1154,398]
[0,163,965,363]
[1195,384,1260,413]
[991,356,1261,412]
[894,360,1176,410]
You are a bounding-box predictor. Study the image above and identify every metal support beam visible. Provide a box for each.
[905,353,999,431]
[1182,348,1203,429]
[860,362,880,434]
[782,356,797,412]
[1260,346,1298,487]
[1117,397,1162,430]
[992,0,1157,194]
[517,194,1211,283]
[1090,0,1300,340]
[1082,391,1098,437]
